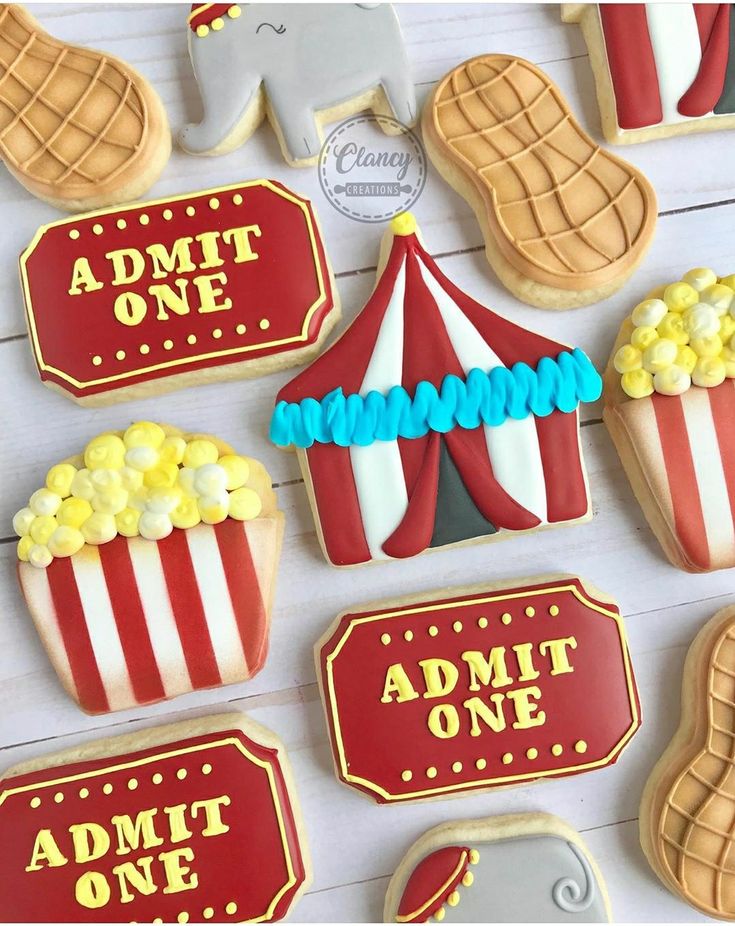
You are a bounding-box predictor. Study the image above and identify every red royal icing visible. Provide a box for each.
[189,3,234,31]
[318,578,641,804]
[0,727,307,922]
[679,4,731,116]
[20,180,335,401]
[397,847,470,923]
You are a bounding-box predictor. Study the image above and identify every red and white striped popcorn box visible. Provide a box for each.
[18,516,284,714]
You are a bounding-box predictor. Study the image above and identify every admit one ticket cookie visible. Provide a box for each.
[0,713,310,922]
[316,575,640,804]
[19,179,338,405]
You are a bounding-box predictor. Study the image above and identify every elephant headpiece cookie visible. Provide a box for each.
[180,3,417,166]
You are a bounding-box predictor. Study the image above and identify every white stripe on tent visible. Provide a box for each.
[645,3,702,124]
[417,256,548,522]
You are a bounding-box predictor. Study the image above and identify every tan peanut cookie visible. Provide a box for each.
[640,606,735,920]
[422,54,657,309]
[0,3,170,211]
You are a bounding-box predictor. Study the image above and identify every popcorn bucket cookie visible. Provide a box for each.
[13,423,284,714]
[604,268,735,572]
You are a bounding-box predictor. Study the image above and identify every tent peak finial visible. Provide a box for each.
[391,212,417,237]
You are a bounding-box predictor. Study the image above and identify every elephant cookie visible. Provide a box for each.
[0,713,310,921]
[0,3,170,211]
[180,3,416,166]
[271,213,602,567]
[639,605,735,919]
[13,422,284,714]
[384,814,612,922]
[563,4,735,144]
[316,575,640,804]
[422,54,657,309]
[20,179,339,405]
[603,268,735,572]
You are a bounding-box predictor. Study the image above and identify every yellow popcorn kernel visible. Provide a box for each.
[675,345,698,374]
[47,526,85,558]
[720,273,735,290]
[29,488,62,517]
[621,369,654,399]
[701,282,734,313]
[146,486,182,514]
[70,468,95,501]
[684,303,720,339]
[119,466,144,492]
[663,281,699,312]
[631,298,667,328]
[84,434,126,470]
[630,326,659,350]
[57,497,93,529]
[17,536,34,562]
[29,544,52,568]
[642,338,678,373]
[30,515,58,545]
[158,435,187,465]
[692,356,727,388]
[91,486,129,516]
[127,488,150,512]
[719,314,735,343]
[171,496,201,530]
[613,344,641,374]
[653,365,691,396]
[228,487,262,521]
[690,334,724,358]
[12,507,35,537]
[177,467,197,497]
[123,421,166,449]
[722,346,735,378]
[125,446,160,472]
[81,512,117,545]
[183,439,219,468]
[138,511,173,540]
[218,454,251,490]
[198,494,229,524]
[116,508,141,537]
[193,463,228,496]
[656,312,689,345]
[45,463,77,498]
[90,468,122,490]
[683,267,718,292]
[144,462,179,489]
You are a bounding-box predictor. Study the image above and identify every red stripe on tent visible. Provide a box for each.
[384,433,440,557]
[693,4,721,45]
[307,443,372,565]
[679,4,731,116]
[98,538,165,705]
[651,393,710,570]
[535,410,589,523]
[157,529,222,688]
[214,519,266,675]
[600,5,663,129]
[46,557,109,714]
[708,380,735,540]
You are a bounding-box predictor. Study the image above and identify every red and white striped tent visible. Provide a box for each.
[274,216,598,566]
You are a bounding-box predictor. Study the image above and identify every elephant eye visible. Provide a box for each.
[256,22,286,35]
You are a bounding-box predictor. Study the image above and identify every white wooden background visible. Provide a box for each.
[1,3,733,922]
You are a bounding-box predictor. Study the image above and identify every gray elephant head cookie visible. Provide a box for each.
[384,814,611,923]
[181,3,417,166]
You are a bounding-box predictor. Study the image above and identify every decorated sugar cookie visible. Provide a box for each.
[180,3,416,167]
[272,214,602,567]
[0,3,169,211]
[13,423,283,714]
[422,54,657,309]
[604,268,735,572]
[0,713,310,921]
[20,179,339,405]
[316,576,640,804]
[384,814,611,922]
[564,4,735,144]
[640,605,735,919]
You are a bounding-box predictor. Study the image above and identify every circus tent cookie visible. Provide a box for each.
[20,179,339,405]
[422,54,657,309]
[0,3,170,211]
[272,214,602,567]
[603,268,735,572]
[384,814,611,922]
[13,422,284,714]
[563,4,735,144]
[640,605,735,919]
[180,3,416,167]
[316,576,640,804]
[0,712,310,921]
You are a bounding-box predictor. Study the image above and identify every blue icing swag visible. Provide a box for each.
[270,348,602,449]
